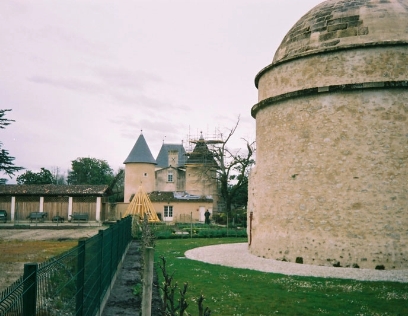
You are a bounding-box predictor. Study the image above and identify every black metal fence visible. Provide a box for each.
[0,216,132,316]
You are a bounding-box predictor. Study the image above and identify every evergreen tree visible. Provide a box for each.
[0,109,23,182]
[67,157,114,185]
[17,168,54,184]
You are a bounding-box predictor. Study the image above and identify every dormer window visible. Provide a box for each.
[168,150,178,166]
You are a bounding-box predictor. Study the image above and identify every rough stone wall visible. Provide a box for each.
[155,167,186,192]
[248,89,408,269]
[185,164,217,198]
[257,46,408,101]
[249,0,408,270]
[271,0,408,65]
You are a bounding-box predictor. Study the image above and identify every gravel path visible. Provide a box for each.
[185,243,408,283]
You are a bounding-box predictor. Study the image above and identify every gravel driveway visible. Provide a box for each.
[185,243,408,283]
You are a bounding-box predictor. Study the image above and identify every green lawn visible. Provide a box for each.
[154,238,408,315]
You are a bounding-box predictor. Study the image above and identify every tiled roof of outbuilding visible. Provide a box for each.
[0,184,110,196]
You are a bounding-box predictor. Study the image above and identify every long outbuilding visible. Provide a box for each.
[0,184,111,222]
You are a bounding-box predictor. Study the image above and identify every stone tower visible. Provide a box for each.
[124,133,156,202]
[249,0,408,269]
[185,135,218,199]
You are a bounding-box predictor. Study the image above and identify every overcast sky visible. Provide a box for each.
[1,0,322,182]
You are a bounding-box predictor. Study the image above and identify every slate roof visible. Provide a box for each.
[148,191,213,203]
[155,144,186,168]
[0,184,111,196]
[124,134,157,164]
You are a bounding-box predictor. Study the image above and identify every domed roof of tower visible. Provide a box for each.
[256,0,408,86]
[124,133,157,164]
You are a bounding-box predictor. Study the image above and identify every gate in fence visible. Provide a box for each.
[0,216,132,316]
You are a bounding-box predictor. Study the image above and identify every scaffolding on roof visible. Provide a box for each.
[123,186,160,223]
[184,129,223,155]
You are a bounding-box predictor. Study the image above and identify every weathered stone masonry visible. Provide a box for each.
[248,0,408,269]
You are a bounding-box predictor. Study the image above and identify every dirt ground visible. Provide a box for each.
[0,226,104,293]
[0,226,103,241]
[0,225,162,315]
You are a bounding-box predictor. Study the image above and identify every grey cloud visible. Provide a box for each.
[28,76,101,93]
[95,67,162,90]
[110,91,168,109]
[37,26,96,51]
[112,116,184,143]
[28,70,182,115]
[27,74,169,114]
[2,1,29,15]
[110,91,191,115]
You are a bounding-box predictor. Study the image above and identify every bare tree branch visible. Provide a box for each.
[205,116,256,217]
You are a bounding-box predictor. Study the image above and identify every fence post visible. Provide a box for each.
[23,263,37,316]
[117,220,121,266]
[76,239,86,316]
[190,212,193,238]
[110,226,114,284]
[98,230,104,314]
[142,247,154,316]
[128,216,132,243]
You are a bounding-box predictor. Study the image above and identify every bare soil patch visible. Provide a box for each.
[0,226,103,241]
[0,226,162,315]
[0,226,102,293]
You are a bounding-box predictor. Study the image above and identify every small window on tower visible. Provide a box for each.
[168,171,173,182]
[144,173,148,177]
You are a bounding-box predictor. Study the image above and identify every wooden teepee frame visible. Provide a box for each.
[123,186,160,223]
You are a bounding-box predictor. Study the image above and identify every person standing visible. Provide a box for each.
[204,210,211,224]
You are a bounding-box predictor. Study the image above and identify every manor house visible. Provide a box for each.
[117,132,218,223]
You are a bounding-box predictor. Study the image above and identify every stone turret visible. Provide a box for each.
[185,134,217,198]
[124,133,156,202]
[249,0,408,269]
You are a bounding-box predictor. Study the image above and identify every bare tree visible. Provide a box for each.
[51,166,67,185]
[211,117,255,219]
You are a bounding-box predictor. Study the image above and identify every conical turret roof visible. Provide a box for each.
[124,133,157,164]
